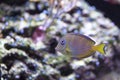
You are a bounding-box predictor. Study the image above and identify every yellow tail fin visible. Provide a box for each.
[92,43,106,55]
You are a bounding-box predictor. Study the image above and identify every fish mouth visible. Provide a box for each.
[55,47,59,51]
[55,47,62,52]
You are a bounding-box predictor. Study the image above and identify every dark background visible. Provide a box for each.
[86,0,120,29]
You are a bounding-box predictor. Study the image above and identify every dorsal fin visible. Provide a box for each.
[68,33,95,44]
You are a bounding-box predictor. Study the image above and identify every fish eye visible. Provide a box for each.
[60,40,65,45]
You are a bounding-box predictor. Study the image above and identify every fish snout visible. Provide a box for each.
[55,47,57,51]
[55,46,59,51]
[55,46,61,52]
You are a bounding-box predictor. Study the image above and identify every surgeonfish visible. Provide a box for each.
[55,33,106,59]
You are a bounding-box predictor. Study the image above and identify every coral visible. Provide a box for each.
[0,0,120,80]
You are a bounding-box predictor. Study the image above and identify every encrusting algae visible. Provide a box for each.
[0,0,120,80]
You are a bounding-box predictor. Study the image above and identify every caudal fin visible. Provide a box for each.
[92,43,106,55]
